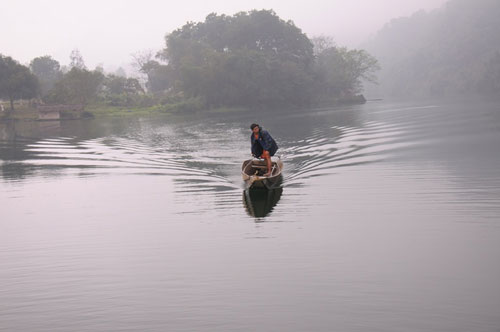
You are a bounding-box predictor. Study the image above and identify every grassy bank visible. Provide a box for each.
[0,104,167,122]
[0,101,248,122]
[0,94,365,122]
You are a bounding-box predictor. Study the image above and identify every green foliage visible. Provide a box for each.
[101,93,156,108]
[99,75,152,107]
[45,67,104,105]
[160,96,205,112]
[30,55,62,96]
[161,10,316,107]
[163,10,314,67]
[141,61,172,93]
[156,10,378,108]
[131,51,172,94]
[314,47,379,98]
[103,75,144,95]
[42,61,150,108]
[0,54,39,110]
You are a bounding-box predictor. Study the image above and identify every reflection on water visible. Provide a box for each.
[243,187,283,218]
[1,100,500,331]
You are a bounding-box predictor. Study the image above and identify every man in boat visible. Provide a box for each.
[250,123,278,177]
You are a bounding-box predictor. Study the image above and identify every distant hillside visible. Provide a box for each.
[364,0,500,98]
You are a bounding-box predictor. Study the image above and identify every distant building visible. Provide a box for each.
[37,104,84,120]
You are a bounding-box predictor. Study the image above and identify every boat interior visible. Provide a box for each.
[243,160,279,177]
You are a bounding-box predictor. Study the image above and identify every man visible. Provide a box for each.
[250,123,279,177]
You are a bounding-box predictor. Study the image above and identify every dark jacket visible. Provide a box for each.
[251,126,278,157]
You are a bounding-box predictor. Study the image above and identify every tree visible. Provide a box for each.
[30,55,61,96]
[161,10,315,107]
[0,55,39,111]
[311,35,336,55]
[103,75,144,95]
[140,60,172,93]
[95,64,104,73]
[131,50,171,93]
[314,47,380,98]
[45,67,104,105]
[69,49,86,69]
[99,74,145,106]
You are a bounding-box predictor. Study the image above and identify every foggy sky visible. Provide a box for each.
[1,0,448,73]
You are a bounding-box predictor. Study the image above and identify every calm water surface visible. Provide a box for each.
[1,100,500,331]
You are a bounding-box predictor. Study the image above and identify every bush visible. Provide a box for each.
[81,111,94,119]
[161,96,205,112]
[102,93,156,107]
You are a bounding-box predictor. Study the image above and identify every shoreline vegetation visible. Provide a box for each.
[0,94,367,122]
[1,10,378,123]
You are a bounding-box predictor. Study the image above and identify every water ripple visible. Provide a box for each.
[282,120,413,185]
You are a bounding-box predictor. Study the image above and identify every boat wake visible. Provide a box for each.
[280,120,416,186]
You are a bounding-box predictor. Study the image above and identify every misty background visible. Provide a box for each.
[2,0,447,72]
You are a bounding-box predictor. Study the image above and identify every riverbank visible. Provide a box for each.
[0,105,251,122]
[0,94,366,122]
[0,104,171,122]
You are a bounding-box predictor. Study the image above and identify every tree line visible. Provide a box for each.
[0,51,146,112]
[143,10,379,108]
[1,10,379,113]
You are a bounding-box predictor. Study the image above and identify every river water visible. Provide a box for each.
[1,100,500,331]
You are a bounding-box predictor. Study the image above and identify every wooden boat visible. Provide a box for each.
[241,157,283,189]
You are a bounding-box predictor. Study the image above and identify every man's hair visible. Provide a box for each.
[250,123,259,130]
